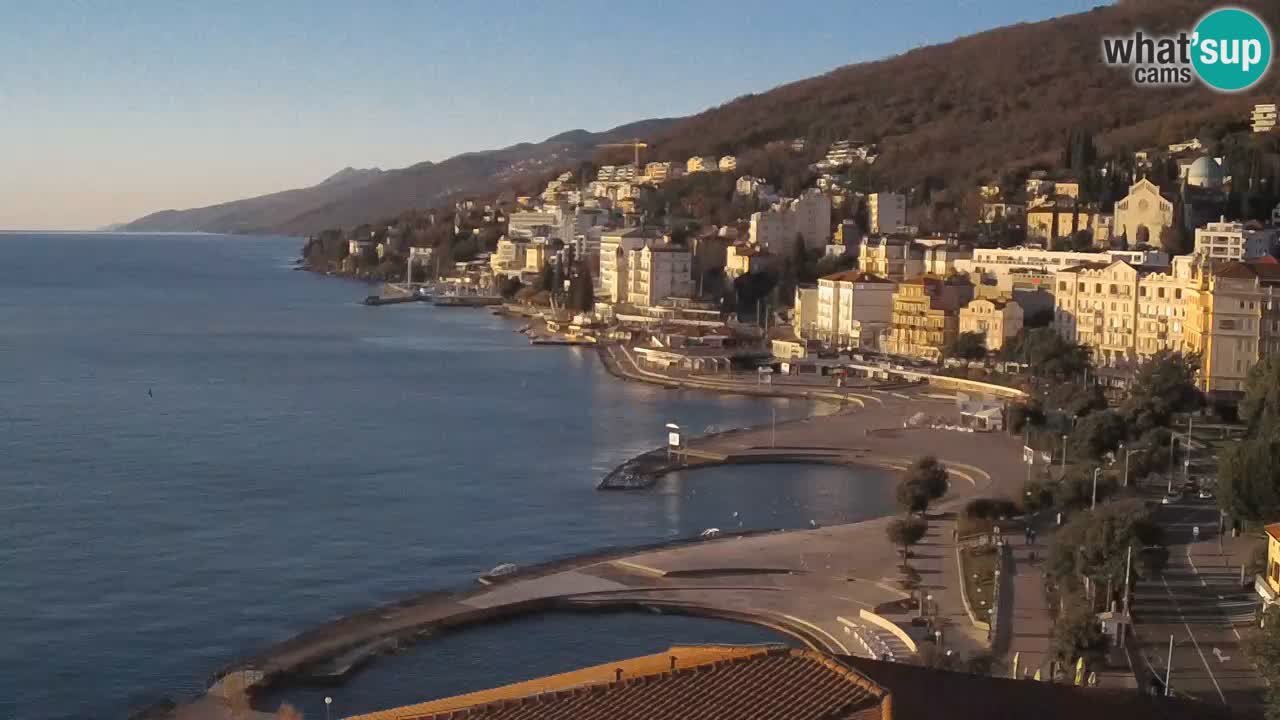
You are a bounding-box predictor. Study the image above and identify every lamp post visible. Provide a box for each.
[1123,447,1132,488]
[1061,434,1068,476]
[324,696,333,720]
[1092,467,1101,510]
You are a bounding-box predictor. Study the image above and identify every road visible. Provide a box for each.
[1129,494,1264,711]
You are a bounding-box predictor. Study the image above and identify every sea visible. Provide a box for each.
[0,232,896,720]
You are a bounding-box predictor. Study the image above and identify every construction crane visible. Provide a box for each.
[597,140,649,169]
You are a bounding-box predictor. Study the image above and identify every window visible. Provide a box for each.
[1158,287,1165,299]
[1220,319,1237,330]
[1175,289,1182,300]
[1140,287,1147,297]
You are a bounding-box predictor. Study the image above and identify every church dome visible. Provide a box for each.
[1187,156,1225,189]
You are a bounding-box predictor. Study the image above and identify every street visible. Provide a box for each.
[1129,495,1264,711]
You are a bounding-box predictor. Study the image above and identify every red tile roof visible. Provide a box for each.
[841,656,1242,720]
[821,270,892,283]
[351,647,886,720]
[1265,523,1280,543]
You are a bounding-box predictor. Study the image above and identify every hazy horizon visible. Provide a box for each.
[1,0,1104,231]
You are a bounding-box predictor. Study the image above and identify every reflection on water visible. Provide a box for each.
[653,462,896,532]
[260,612,793,719]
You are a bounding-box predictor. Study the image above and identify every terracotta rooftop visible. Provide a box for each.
[1217,260,1280,283]
[1266,523,1280,543]
[347,646,886,720]
[841,655,1241,720]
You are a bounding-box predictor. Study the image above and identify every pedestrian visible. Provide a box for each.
[1193,525,1200,541]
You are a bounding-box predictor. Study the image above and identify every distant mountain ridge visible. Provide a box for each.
[124,119,676,235]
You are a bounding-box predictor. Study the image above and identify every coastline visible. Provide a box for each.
[161,284,1027,718]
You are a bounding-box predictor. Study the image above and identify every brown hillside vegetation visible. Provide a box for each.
[648,0,1280,196]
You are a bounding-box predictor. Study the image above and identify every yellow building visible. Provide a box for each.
[1026,204,1095,243]
[959,297,1023,351]
[1053,259,1194,368]
[883,275,974,361]
[1183,258,1280,395]
[1260,524,1280,605]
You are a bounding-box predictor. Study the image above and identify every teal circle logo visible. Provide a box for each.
[1192,8,1272,92]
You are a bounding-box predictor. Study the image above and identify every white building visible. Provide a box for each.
[627,245,693,307]
[1194,218,1278,263]
[643,162,682,184]
[748,190,832,253]
[718,155,737,172]
[508,210,560,240]
[1168,138,1205,153]
[868,193,906,234]
[600,227,663,303]
[959,297,1023,351]
[1253,103,1277,134]
[597,165,638,182]
[490,237,528,277]
[813,271,896,348]
[955,246,1169,283]
[793,286,819,338]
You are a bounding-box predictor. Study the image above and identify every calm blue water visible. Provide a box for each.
[0,233,895,720]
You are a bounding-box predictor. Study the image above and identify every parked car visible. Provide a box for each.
[1162,491,1182,505]
[1198,489,1214,500]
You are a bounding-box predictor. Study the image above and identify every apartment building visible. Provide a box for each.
[959,297,1024,351]
[686,156,718,173]
[858,237,923,281]
[868,193,906,234]
[813,271,896,348]
[981,202,1026,224]
[748,190,832,252]
[883,275,974,361]
[597,165,638,182]
[599,227,663,303]
[718,155,737,172]
[955,247,1168,284]
[1052,258,1194,367]
[1194,218,1278,263]
[507,210,560,240]
[793,286,819,338]
[921,244,972,277]
[490,237,529,277]
[627,244,693,307]
[642,162,683,184]
[1254,103,1277,134]
[1026,204,1096,243]
[725,243,772,279]
[1183,259,1280,395]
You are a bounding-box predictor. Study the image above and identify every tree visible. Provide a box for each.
[1218,436,1280,524]
[1000,327,1090,383]
[276,704,304,720]
[886,516,929,555]
[1050,592,1107,666]
[1247,605,1280,719]
[1068,410,1126,460]
[896,480,932,515]
[945,331,987,361]
[903,456,950,501]
[1046,498,1162,595]
[1241,355,1280,435]
[814,253,856,278]
[1119,350,1202,433]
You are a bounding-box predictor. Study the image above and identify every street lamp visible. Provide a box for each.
[324,696,333,720]
[1061,434,1069,476]
[1123,446,1132,488]
[1091,467,1101,510]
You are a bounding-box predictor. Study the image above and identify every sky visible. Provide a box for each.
[0,0,1107,230]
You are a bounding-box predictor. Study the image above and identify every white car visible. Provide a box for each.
[1162,492,1181,505]
[1198,489,1214,500]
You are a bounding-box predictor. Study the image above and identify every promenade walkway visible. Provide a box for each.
[178,344,1040,719]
